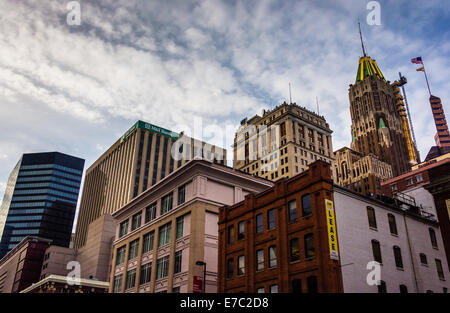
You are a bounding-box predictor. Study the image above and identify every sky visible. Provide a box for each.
[0,0,449,230]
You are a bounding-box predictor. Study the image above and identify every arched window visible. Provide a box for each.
[429,228,438,248]
[388,214,398,235]
[367,207,377,229]
[419,253,428,265]
[393,246,403,268]
[371,239,382,264]
[377,280,387,293]
[399,285,408,294]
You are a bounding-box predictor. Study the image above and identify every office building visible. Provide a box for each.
[39,214,115,282]
[73,120,227,249]
[334,38,416,195]
[0,152,84,258]
[233,101,334,181]
[0,236,52,293]
[218,161,343,293]
[109,159,272,293]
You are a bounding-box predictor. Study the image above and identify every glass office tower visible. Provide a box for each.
[0,152,84,259]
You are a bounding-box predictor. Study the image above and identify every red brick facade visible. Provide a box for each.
[218,161,343,293]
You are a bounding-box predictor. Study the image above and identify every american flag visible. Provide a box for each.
[411,57,423,64]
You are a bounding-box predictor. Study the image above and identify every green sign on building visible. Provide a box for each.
[120,120,179,143]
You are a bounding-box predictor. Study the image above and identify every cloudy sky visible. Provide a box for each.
[1,0,449,229]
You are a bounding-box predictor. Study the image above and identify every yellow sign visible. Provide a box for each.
[325,199,339,260]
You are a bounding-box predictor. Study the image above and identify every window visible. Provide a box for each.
[429,228,438,248]
[391,184,397,191]
[270,285,278,293]
[307,276,318,293]
[388,214,398,235]
[371,240,382,264]
[238,221,245,240]
[367,207,377,229]
[142,231,155,254]
[129,239,139,259]
[256,249,264,271]
[302,194,312,216]
[436,259,445,280]
[420,253,428,265]
[269,246,277,268]
[393,246,403,268]
[119,220,129,238]
[257,287,265,293]
[292,279,302,293]
[290,238,300,262]
[158,222,172,247]
[305,233,315,259]
[238,255,245,276]
[131,212,142,231]
[228,226,234,244]
[156,256,170,280]
[288,200,297,221]
[416,174,423,182]
[113,274,123,293]
[256,214,263,234]
[267,209,275,230]
[125,269,136,290]
[178,184,186,205]
[399,285,408,294]
[378,281,387,293]
[139,262,152,285]
[176,216,184,239]
[145,202,156,223]
[174,250,182,274]
[406,178,413,185]
[116,246,126,265]
[161,192,173,215]
[227,258,234,279]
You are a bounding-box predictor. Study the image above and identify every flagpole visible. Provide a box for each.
[421,59,432,97]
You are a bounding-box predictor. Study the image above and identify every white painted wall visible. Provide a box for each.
[334,187,450,293]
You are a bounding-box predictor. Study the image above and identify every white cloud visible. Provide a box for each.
[0,0,449,201]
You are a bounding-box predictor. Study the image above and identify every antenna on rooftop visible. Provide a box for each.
[289,82,292,104]
[316,96,320,115]
[358,19,367,57]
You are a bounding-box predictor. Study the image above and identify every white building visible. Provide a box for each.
[334,185,449,293]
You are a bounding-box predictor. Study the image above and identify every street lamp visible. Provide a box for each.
[195,261,206,293]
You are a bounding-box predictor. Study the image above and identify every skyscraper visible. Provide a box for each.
[348,55,412,176]
[73,120,227,249]
[334,27,415,195]
[0,152,84,258]
[233,101,334,181]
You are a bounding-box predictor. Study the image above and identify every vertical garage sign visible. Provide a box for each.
[325,199,339,260]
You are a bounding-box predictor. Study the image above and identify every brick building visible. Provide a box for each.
[0,236,52,293]
[218,160,343,293]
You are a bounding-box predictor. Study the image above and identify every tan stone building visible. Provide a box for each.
[73,120,227,249]
[334,147,392,195]
[39,214,115,282]
[233,102,334,181]
[109,159,272,293]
